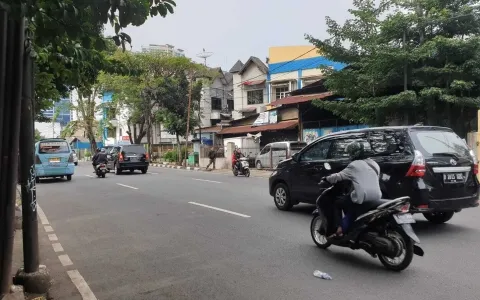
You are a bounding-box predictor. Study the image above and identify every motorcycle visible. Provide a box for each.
[310,180,424,271]
[96,163,107,178]
[233,157,250,177]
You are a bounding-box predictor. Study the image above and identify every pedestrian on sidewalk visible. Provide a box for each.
[206,146,217,170]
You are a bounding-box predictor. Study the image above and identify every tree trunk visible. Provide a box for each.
[176,134,180,165]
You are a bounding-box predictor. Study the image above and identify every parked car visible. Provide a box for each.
[255,141,306,169]
[108,144,149,174]
[71,149,78,166]
[35,138,75,182]
[269,126,479,224]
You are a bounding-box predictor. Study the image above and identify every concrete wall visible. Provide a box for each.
[269,46,320,64]
[199,157,229,169]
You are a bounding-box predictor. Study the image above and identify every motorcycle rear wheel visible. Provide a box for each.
[233,169,238,176]
[378,228,414,272]
[310,215,331,249]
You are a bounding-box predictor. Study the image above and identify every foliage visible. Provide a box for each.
[99,52,211,145]
[163,147,188,163]
[306,0,480,136]
[3,0,176,120]
[34,129,44,142]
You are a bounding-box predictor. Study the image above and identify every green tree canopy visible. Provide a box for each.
[307,0,480,136]
[99,51,212,144]
[3,0,176,120]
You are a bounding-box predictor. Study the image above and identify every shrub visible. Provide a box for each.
[163,147,189,163]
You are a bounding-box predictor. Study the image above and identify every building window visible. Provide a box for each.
[275,86,289,100]
[247,90,263,105]
[227,99,234,111]
[211,97,222,110]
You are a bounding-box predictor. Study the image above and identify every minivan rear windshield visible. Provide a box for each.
[122,145,146,154]
[39,141,70,154]
[410,130,470,158]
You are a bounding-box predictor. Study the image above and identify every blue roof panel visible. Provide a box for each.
[268,57,345,74]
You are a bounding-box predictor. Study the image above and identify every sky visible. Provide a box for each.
[104,0,354,70]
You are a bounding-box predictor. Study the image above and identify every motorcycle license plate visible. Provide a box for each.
[393,213,415,224]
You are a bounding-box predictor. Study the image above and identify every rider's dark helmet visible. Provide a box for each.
[345,141,365,160]
[96,148,100,152]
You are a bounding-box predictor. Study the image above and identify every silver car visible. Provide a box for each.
[255,141,306,169]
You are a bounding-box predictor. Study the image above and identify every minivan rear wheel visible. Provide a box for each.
[273,183,293,211]
[423,211,454,224]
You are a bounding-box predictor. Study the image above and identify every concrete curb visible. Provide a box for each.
[150,163,201,171]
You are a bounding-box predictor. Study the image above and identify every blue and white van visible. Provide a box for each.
[35,138,75,183]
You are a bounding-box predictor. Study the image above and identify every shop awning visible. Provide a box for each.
[242,80,265,86]
[218,120,298,135]
[268,92,333,107]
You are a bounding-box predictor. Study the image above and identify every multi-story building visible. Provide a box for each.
[230,56,269,120]
[266,45,345,103]
[141,44,185,57]
[41,97,73,126]
[199,68,233,128]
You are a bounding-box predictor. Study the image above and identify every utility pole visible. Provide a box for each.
[19,35,39,274]
[0,16,25,295]
[184,70,193,167]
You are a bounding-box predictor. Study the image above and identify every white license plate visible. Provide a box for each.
[393,213,416,224]
[443,173,464,184]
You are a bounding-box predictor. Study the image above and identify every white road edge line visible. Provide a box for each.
[116,183,138,190]
[52,243,64,253]
[48,234,58,241]
[37,205,49,225]
[67,270,98,300]
[148,172,159,175]
[188,202,251,218]
[58,254,73,266]
[192,178,222,184]
[44,225,54,232]
[39,205,98,300]
[85,175,94,178]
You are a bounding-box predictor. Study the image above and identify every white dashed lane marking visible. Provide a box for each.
[116,183,138,190]
[188,202,251,218]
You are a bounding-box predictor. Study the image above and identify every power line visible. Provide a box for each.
[238,48,317,85]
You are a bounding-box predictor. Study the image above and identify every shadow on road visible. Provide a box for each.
[412,220,475,237]
[37,178,71,184]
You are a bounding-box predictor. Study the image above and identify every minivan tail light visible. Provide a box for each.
[406,150,426,177]
[35,155,41,164]
[68,153,74,163]
[468,150,478,175]
[119,153,124,162]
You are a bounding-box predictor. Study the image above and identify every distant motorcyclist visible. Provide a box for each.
[93,148,108,172]
[232,148,244,170]
[92,148,100,172]
[322,141,382,238]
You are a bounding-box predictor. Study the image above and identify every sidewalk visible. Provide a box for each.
[151,162,273,178]
[11,190,82,300]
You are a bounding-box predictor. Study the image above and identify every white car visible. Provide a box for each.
[71,149,78,166]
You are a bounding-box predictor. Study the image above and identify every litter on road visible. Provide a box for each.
[313,270,332,280]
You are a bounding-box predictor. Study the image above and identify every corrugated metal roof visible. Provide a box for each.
[218,120,298,135]
[195,126,222,133]
[268,92,333,107]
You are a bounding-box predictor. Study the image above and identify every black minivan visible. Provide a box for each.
[108,144,150,174]
[269,126,479,224]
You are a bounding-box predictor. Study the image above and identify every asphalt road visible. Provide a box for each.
[35,163,480,300]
